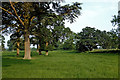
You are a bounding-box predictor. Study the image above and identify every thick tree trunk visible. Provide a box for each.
[45,42,48,56]
[23,29,31,59]
[17,42,20,56]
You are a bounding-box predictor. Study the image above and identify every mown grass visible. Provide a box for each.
[90,49,120,53]
[2,50,118,78]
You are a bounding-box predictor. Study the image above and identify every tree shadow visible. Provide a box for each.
[2,57,32,67]
[2,51,24,57]
[64,50,81,54]
[2,55,24,57]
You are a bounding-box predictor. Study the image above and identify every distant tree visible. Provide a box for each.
[76,41,89,52]
[111,14,120,49]
[10,27,24,55]
[0,34,5,51]
[61,32,76,50]
[7,40,15,51]
[76,27,118,52]
[76,27,98,51]
[7,37,24,51]
[109,29,118,48]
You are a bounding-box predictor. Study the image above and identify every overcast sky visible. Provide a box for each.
[63,0,118,33]
[4,0,119,48]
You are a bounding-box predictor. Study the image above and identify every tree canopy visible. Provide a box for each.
[1,2,82,59]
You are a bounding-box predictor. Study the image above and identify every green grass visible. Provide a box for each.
[2,50,118,78]
[90,49,120,53]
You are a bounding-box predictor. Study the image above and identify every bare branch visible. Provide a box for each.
[31,16,36,22]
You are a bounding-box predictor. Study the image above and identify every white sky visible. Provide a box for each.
[3,0,119,48]
[63,0,119,33]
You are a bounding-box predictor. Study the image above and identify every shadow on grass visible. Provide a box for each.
[2,51,24,57]
[2,58,32,67]
[2,55,24,57]
[64,50,81,54]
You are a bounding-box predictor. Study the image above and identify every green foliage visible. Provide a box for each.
[111,14,120,49]
[76,27,118,52]
[47,44,55,51]
[57,2,82,23]
[76,27,98,52]
[0,34,5,51]
[62,33,76,50]
[31,47,37,51]
[7,37,24,51]
[2,2,82,55]
[76,41,89,52]
[7,40,14,51]
[62,41,75,50]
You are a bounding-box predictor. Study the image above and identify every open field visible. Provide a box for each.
[2,50,118,78]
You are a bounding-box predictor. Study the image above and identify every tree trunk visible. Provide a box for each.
[17,41,20,56]
[45,42,48,56]
[36,44,39,52]
[118,37,120,49]
[23,29,31,59]
[38,44,42,55]
[17,29,20,56]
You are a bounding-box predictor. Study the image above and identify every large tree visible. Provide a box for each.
[1,2,82,59]
[76,27,118,52]
[76,27,98,51]
[1,2,35,59]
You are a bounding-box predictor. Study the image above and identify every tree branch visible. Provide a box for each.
[31,16,36,22]
[0,6,13,15]
[9,0,24,26]
[0,26,9,32]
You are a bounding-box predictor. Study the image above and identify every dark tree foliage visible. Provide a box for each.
[1,2,82,58]
[76,27,118,52]
[111,14,120,49]
[0,34,5,51]
[7,37,24,51]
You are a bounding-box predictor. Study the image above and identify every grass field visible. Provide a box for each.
[2,50,118,78]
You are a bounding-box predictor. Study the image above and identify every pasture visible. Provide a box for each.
[2,50,118,78]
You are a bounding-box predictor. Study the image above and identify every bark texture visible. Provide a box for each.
[23,29,31,59]
[17,29,20,56]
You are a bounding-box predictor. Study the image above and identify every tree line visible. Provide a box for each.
[1,26,119,52]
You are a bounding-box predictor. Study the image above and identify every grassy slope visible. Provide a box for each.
[2,50,118,78]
